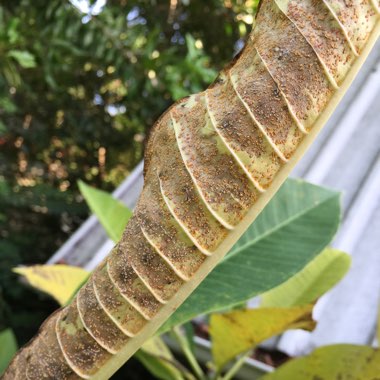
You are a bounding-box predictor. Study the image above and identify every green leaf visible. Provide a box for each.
[160,179,340,332]
[7,50,36,68]
[210,304,315,369]
[0,96,17,113]
[7,18,20,44]
[136,337,185,380]
[261,344,380,380]
[0,121,7,134]
[261,248,351,307]
[183,322,195,355]
[78,180,132,242]
[185,34,198,60]
[0,329,18,375]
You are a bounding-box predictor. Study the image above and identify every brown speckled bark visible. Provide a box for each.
[92,262,147,336]
[324,0,378,53]
[3,1,379,379]
[254,0,335,129]
[56,302,111,378]
[77,281,129,354]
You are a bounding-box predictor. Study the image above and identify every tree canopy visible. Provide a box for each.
[0,0,258,365]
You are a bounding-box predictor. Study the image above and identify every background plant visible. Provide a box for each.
[10,178,350,378]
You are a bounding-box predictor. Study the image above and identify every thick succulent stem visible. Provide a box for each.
[4,1,379,379]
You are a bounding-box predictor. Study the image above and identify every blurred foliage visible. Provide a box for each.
[0,0,258,371]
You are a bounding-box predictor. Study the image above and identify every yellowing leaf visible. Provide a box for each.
[261,344,380,380]
[78,180,132,242]
[13,265,89,306]
[210,305,315,369]
[261,248,351,307]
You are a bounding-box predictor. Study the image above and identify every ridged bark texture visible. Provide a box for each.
[4,1,379,379]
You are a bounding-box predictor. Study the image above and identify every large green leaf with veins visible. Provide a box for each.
[161,179,341,331]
